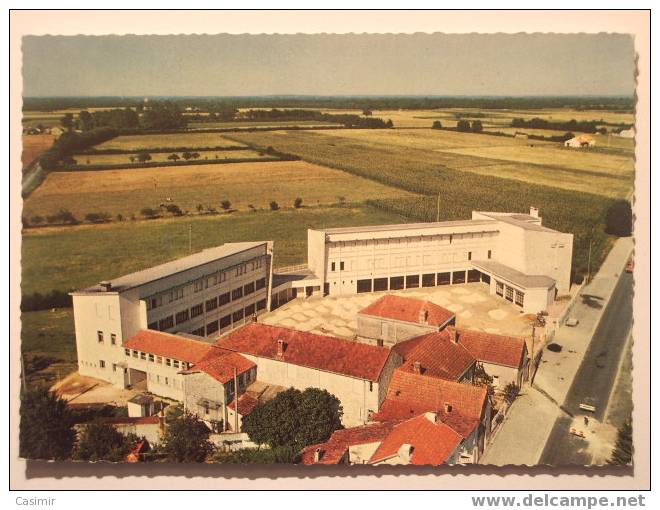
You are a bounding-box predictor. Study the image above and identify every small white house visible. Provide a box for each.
[564,135,595,148]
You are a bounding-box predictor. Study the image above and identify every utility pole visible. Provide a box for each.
[586,238,593,284]
[188,224,192,254]
[436,193,441,222]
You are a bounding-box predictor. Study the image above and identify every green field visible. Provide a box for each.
[227,129,633,199]
[21,205,408,296]
[95,133,243,150]
[23,160,416,221]
[71,149,273,166]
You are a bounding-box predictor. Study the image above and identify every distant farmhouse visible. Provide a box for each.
[70,208,571,465]
[617,126,636,138]
[564,134,595,148]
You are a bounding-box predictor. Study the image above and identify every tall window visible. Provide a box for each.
[505,286,514,302]
[232,287,243,300]
[515,290,525,307]
[219,292,231,306]
[191,303,203,318]
[488,250,492,259]
[340,261,345,270]
[97,331,104,343]
[255,277,266,290]
[99,360,105,368]
[110,333,116,345]
[468,251,472,261]
[331,262,336,271]
[496,281,504,297]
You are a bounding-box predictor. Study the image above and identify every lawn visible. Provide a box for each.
[21,205,409,296]
[20,308,78,389]
[95,132,244,150]
[23,160,417,220]
[71,149,273,166]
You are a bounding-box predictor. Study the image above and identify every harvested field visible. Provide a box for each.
[188,120,341,129]
[95,132,243,150]
[22,160,418,220]
[22,134,55,169]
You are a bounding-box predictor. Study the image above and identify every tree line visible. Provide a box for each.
[510,117,631,133]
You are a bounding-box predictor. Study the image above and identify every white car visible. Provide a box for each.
[565,317,579,327]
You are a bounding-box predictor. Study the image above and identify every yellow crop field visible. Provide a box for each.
[22,160,418,220]
[95,132,244,150]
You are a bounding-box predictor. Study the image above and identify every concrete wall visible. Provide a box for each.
[357,315,439,346]
[524,230,573,296]
[307,229,327,281]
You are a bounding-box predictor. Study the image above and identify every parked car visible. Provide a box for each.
[565,317,579,327]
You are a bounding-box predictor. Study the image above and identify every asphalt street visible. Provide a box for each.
[539,271,633,466]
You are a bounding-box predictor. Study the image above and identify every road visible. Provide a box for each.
[539,270,633,466]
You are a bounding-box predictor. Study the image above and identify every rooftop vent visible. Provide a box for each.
[99,281,112,292]
[419,308,429,324]
[397,443,414,463]
[412,361,422,374]
[424,411,438,423]
[276,339,287,357]
[444,402,453,413]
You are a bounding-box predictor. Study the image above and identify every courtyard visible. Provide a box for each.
[260,282,536,340]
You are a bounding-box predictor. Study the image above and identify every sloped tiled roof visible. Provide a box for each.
[300,421,400,465]
[373,369,488,432]
[398,329,475,381]
[359,295,455,327]
[228,393,259,417]
[184,348,256,384]
[216,323,392,382]
[123,330,213,364]
[369,414,463,466]
[456,329,527,368]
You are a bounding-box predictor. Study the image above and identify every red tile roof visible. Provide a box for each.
[228,393,259,417]
[369,414,463,466]
[184,348,256,384]
[301,421,400,465]
[123,330,213,364]
[399,330,475,381]
[359,295,455,327]
[391,335,426,359]
[455,328,527,368]
[373,369,488,437]
[216,323,393,382]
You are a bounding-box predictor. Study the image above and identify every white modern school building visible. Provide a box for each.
[291,208,572,314]
[70,241,273,387]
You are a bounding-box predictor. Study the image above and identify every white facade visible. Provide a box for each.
[305,208,572,314]
[71,242,273,386]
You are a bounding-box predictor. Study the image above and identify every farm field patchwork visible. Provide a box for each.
[95,132,244,150]
[229,129,634,198]
[22,160,418,221]
[21,205,408,296]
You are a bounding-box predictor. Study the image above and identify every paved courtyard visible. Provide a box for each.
[260,283,535,339]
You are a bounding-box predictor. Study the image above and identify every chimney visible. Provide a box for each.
[99,281,112,292]
[276,339,286,357]
[529,206,539,218]
[444,402,453,413]
[447,327,458,344]
[397,443,414,463]
[314,448,324,463]
[418,307,429,324]
[424,411,438,423]
[413,361,422,374]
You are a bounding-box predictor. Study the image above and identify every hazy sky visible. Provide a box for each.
[22,33,636,97]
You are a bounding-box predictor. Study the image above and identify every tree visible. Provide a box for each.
[432,121,443,129]
[457,120,471,132]
[386,119,394,128]
[362,109,373,117]
[471,120,484,133]
[293,197,303,209]
[30,215,44,225]
[136,152,152,163]
[162,412,214,462]
[19,387,76,460]
[608,417,633,465]
[182,152,193,160]
[78,110,94,131]
[167,153,180,161]
[605,200,633,237]
[140,207,159,219]
[502,382,519,405]
[60,113,75,132]
[191,152,200,160]
[74,421,137,462]
[220,200,232,211]
[241,388,343,450]
[85,212,112,223]
[164,204,183,216]
[269,201,279,211]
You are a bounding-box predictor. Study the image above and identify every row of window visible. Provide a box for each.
[97,331,118,345]
[124,347,191,370]
[199,299,268,337]
[495,280,525,307]
[147,279,267,331]
[148,372,181,389]
[147,260,266,310]
[329,233,495,249]
[329,251,492,272]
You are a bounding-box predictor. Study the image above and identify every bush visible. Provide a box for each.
[30,215,44,225]
[269,201,280,211]
[74,421,137,462]
[605,200,633,237]
[471,120,484,133]
[432,121,443,129]
[46,208,78,225]
[502,383,519,405]
[136,152,152,163]
[21,290,72,311]
[162,412,214,462]
[85,212,112,224]
[140,207,159,219]
[20,387,76,460]
[293,197,303,209]
[211,445,301,464]
[457,120,472,132]
[220,200,232,211]
[163,204,183,216]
